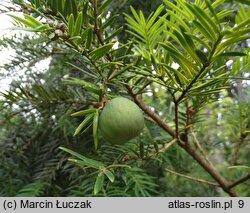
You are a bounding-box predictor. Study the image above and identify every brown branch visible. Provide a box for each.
[179,142,237,196]
[127,85,176,138]
[165,167,220,187]
[228,173,250,189]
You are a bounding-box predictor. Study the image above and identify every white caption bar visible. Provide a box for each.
[0,197,249,213]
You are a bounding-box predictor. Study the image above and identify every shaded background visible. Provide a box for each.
[0,0,249,196]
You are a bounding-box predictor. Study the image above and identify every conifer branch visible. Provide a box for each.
[165,167,220,187]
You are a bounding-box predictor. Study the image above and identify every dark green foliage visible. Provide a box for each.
[0,0,249,197]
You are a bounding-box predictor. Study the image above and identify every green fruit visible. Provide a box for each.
[99,97,144,144]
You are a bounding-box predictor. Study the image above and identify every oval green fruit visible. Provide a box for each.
[99,97,144,144]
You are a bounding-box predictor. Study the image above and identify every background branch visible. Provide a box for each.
[165,167,220,187]
[191,131,214,166]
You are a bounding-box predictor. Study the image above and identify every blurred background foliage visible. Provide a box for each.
[0,0,249,196]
